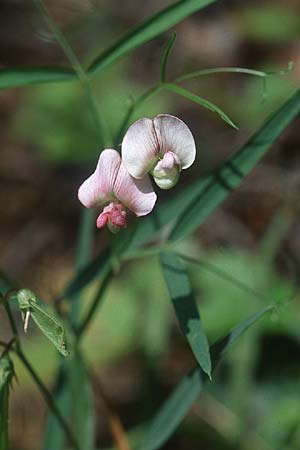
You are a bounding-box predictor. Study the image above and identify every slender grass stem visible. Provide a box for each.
[33,0,111,147]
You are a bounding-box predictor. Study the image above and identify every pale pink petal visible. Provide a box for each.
[78,149,121,208]
[121,118,159,179]
[96,211,109,228]
[159,151,178,170]
[153,114,196,169]
[113,162,157,216]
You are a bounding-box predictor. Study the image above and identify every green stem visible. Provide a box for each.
[17,349,80,450]
[2,297,80,450]
[174,63,294,83]
[33,0,111,147]
[76,267,112,339]
[122,244,172,262]
[115,84,163,146]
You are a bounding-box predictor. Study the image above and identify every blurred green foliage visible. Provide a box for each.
[239,6,300,42]
[13,235,300,449]
[14,64,169,164]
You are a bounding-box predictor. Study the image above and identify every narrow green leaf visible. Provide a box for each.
[0,356,14,450]
[88,0,216,75]
[160,252,211,378]
[0,66,75,89]
[63,247,112,299]
[16,289,69,357]
[169,87,300,241]
[164,82,238,128]
[69,352,95,450]
[43,353,95,450]
[160,33,177,82]
[0,0,217,90]
[43,362,72,450]
[143,306,273,450]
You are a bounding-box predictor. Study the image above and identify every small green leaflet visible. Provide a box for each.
[0,355,14,450]
[160,252,211,378]
[164,82,238,129]
[17,289,69,357]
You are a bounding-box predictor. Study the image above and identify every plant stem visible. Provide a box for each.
[173,62,294,83]
[115,84,163,146]
[76,267,112,339]
[16,349,80,450]
[33,0,111,147]
[2,297,80,450]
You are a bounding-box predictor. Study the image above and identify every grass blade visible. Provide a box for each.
[160,252,211,378]
[164,82,238,128]
[69,352,95,450]
[169,87,300,241]
[142,305,273,450]
[88,0,216,75]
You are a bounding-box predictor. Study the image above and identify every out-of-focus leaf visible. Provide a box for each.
[0,356,14,450]
[0,0,217,90]
[16,289,69,357]
[142,306,273,450]
[164,82,238,128]
[88,0,216,74]
[160,252,211,378]
[63,247,112,300]
[43,363,72,450]
[71,209,95,325]
[44,209,95,450]
[0,67,75,90]
[69,352,95,450]
[169,87,300,241]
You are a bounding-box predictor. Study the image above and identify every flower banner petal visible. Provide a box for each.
[154,114,196,169]
[122,118,159,179]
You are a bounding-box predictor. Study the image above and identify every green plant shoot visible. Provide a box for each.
[16,289,69,357]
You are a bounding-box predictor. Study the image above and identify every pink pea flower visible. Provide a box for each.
[78,149,157,233]
[121,114,196,189]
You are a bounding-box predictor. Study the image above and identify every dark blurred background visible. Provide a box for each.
[1,1,300,449]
